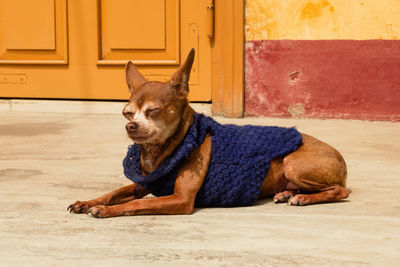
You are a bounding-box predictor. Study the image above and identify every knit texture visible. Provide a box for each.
[123,113,302,207]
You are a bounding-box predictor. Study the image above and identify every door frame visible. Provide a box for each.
[211,0,244,118]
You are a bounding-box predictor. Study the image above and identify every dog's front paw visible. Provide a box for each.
[87,205,114,218]
[68,200,92,213]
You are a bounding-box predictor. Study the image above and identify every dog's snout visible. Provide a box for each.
[126,122,139,132]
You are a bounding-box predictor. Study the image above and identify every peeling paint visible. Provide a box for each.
[287,103,306,117]
[288,71,302,85]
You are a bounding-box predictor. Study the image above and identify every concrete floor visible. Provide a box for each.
[0,110,399,266]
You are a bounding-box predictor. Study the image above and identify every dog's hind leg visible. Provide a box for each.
[277,134,350,206]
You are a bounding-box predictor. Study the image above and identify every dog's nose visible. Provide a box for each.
[126,122,139,132]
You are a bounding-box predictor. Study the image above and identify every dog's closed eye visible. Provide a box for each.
[145,108,161,117]
[123,111,135,120]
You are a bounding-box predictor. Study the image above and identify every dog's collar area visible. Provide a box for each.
[123,113,210,185]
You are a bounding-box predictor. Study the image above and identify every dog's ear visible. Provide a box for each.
[125,61,147,94]
[170,48,195,98]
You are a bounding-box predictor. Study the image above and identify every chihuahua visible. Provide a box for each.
[68,49,350,218]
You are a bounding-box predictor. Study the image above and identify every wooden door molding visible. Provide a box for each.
[0,0,68,65]
[211,0,244,117]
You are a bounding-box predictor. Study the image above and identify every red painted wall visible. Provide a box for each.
[245,40,400,121]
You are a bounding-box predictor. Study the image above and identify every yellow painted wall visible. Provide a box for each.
[245,0,400,40]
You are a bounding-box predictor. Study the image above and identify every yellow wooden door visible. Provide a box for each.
[0,0,212,101]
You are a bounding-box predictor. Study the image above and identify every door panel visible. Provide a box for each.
[105,0,166,50]
[0,0,211,101]
[0,0,68,64]
[99,0,180,65]
[5,0,55,50]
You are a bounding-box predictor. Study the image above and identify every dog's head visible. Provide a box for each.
[123,49,195,144]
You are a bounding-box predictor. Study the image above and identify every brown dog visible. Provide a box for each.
[68,49,350,218]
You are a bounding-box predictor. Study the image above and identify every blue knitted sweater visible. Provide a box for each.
[123,113,302,207]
